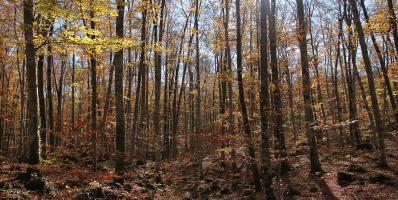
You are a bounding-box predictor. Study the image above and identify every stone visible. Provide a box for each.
[356,140,373,151]
[337,171,355,187]
[242,188,254,197]
[369,174,393,185]
[309,184,318,193]
[183,192,192,200]
[347,164,367,174]
[287,187,301,196]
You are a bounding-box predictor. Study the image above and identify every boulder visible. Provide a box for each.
[287,187,301,196]
[347,164,367,174]
[369,174,393,185]
[356,140,373,151]
[337,171,355,187]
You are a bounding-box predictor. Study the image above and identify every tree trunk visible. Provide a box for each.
[115,0,126,174]
[37,53,46,157]
[296,0,323,174]
[236,0,262,192]
[349,0,387,167]
[360,0,398,126]
[269,0,289,175]
[47,25,55,151]
[23,0,39,164]
[153,0,165,164]
[259,0,276,197]
[387,0,398,56]
[90,8,98,171]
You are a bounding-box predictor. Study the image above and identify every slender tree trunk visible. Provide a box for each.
[115,0,126,174]
[71,54,76,145]
[349,0,387,167]
[99,54,113,151]
[268,0,289,175]
[47,25,55,151]
[37,53,46,157]
[360,0,398,126]
[90,8,98,171]
[153,0,165,164]
[343,0,361,145]
[259,0,275,197]
[56,61,65,147]
[335,11,345,147]
[387,0,398,56]
[194,0,203,178]
[296,0,323,174]
[236,0,262,192]
[132,3,147,156]
[171,14,190,158]
[308,10,326,142]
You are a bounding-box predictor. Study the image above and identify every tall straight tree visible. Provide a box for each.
[47,24,55,151]
[153,0,166,161]
[359,0,398,126]
[132,1,148,155]
[90,5,98,171]
[236,0,262,192]
[37,37,47,157]
[114,0,126,174]
[296,0,323,174]
[268,0,289,173]
[348,0,387,167]
[387,0,398,55]
[343,0,361,145]
[259,0,276,198]
[23,0,39,164]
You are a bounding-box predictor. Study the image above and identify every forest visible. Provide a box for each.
[0,0,398,199]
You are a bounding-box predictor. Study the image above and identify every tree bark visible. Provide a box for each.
[349,0,387,167]
[296,0,323,174]
[259,0,276,197]
[23,0,39,164]
[236,0,262,192]
[360,0,398,126]
[115,0,126,174]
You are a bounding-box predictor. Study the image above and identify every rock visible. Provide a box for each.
[369,174,393,185]
[155,174,162,184]
[220,187,231,195]
[198,185,210,199]
[16,167,41,182]
[231,180,240,191]
[356,140,373,151]
[136,159,145,166]
[241,188,254,197]
[287,187,301,196]
[124,183,133,192]
[15,168,54,194]
[88,181,101,188]
[290,148,307,156]
[309,184,318,193]
[209,181,220,191]
[142,180,155,190]
[24,174,46,191]
[131,185,147,193]
[347,164,367,174]
[76,181,105,200]
[183,192,192,200]
[75,183,128,200]
[0,189,30,200]
[337,171,355,187]
[66,179,87,187]
[63,155,79,162]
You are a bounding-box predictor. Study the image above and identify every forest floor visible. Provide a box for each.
[1,131,398,200]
